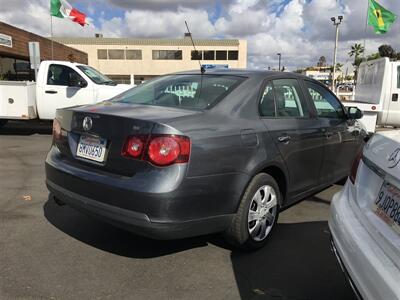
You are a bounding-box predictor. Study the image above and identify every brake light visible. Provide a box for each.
[122,136,145,158]
[52,119,61,140]
[349,151,363,184]
[122,134,190,166]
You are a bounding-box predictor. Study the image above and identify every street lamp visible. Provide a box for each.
[331,15,343,93]
[277,53,282,71]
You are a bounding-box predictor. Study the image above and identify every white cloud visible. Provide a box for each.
[1,0,400,70]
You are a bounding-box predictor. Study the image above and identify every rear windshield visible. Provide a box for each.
[111,74,244,109]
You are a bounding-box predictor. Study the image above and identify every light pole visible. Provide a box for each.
[277,53,281,71]
[331,15,343,92]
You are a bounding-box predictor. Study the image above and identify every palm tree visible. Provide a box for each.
[348,43,364,66]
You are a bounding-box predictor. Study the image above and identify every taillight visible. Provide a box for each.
[122,134,191,166]
[122,136,146,158]
[52,119,61,140]
[148,136,190,166]
[349,151,363,184]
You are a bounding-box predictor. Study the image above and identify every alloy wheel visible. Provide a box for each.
[247,185,278,242]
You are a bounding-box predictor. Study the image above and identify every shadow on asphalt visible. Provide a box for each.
[0,120,52,135]
[44,197,356,300]
[231,222,357,300]
[43,197,231,258]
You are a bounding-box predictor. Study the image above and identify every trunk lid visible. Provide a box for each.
[354,130,400,269]
[54,102,200,176]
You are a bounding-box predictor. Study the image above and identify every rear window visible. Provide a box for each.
[111,74,244,109]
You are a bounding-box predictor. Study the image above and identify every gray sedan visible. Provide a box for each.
[45,69,365,250]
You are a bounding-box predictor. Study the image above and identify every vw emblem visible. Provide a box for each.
[82,116,93,131]
[388,148,400,169]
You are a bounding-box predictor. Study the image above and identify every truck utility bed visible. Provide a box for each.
[0,81,37,120]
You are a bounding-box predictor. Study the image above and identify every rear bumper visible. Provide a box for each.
[47,179,232,239]
[329,182,400,300]
[45,148,247,239]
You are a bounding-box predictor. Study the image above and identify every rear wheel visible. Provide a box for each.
[224,173,280,250]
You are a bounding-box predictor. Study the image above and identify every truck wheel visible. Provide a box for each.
[0,120,8,129]
[224,173,280,251]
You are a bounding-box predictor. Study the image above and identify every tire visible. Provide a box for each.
[224,173,281,251]
[0,119,8,128]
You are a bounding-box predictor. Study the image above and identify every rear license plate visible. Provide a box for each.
[76,135,107,162]
[373,181,400,234]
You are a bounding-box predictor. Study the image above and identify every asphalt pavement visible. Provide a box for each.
[0,121,356,300]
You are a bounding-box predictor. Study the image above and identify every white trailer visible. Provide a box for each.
[342,57,400,133]
[0,60,132,127]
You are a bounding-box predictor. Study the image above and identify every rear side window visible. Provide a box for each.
[305,81,345,119]
[112,74,244,110]
[259,78,309,118]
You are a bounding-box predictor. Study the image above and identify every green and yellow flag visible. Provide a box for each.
[368,0,397,34]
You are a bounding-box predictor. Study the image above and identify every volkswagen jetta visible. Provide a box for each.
[46,69,365,250]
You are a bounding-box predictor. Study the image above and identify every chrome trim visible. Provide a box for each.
[362,156,386,178]
[330,238,363,300]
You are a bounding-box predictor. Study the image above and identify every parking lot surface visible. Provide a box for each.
[0,121,356,300]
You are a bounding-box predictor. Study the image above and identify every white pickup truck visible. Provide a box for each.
[0,60,132,127]
[343,57,400,133]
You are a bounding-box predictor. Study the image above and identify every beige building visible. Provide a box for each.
[53,35,247,84]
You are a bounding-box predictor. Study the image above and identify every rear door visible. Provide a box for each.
[303,80,361,183]
[259,77,325,199]
[38,64,94,119]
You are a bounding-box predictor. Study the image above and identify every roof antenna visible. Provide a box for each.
[185,20,205,74]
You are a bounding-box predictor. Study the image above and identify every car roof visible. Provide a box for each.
[173,68,312,80]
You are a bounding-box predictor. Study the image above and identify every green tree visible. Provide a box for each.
[336,63,343,72]
[367,52,380,61]
[348,43,365,66]
[317,56,327,67]
[378,44,397,59]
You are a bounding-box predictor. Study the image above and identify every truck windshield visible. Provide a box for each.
[111,74,244,110]
[77,65,115,85]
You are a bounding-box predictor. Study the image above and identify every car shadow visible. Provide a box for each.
[43,197,357,300]
[231,222,357,300]
[0,120,52,135]
[43,197,230,258]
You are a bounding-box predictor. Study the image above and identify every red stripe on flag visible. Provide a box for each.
[70,8,87,26]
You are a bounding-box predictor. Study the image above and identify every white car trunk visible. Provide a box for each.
[354,130,400,271]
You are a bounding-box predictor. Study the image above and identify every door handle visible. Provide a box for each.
[45,90,58,94]
[278,135,291,143]
[392,93,398,102]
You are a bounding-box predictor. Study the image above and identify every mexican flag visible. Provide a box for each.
[368,0,397,34]
[50,0,89,26]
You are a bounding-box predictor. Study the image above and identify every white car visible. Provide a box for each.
[330,130,400,300]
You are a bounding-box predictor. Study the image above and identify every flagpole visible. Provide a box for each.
[362,0,369,59]
[50,15,54,60]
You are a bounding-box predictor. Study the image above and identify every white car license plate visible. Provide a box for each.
[373,181,400,235]
[76,135,107,162]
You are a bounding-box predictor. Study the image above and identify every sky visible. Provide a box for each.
[0,0,400,71]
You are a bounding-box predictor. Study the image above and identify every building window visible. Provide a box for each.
[97,49,107,59]
[191,50,202,60]
[126,50,142,60]
[203,51,215,60]
[228,51,239,60]
[216,51,227,60]
[108,50,125,60]
[152,50,182,60]
[106,75,131,84]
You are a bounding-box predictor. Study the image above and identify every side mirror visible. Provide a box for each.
[347,106,363,119]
